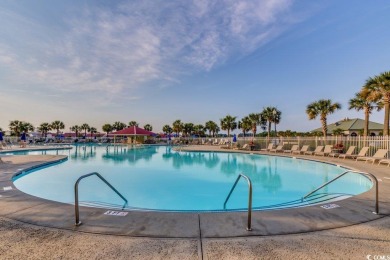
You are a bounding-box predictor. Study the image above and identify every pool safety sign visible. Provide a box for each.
[104,210,128,216]
[321,204,340,210]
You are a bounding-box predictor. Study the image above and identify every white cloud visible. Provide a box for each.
[0,0,297,97]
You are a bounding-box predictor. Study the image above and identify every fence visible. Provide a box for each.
[3,135,389,158]
[236,136,390,158]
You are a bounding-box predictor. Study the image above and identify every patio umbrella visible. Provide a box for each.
[21,132,26,141]
[233,134,237,143]
[0,131,3,141]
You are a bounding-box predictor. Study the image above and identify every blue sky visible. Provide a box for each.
[1,0,389,133]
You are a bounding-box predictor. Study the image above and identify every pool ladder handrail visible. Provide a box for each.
[74,172,128,226]
[302,170,379,214]
[224,173,253,231]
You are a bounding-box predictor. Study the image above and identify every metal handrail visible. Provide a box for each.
[74,172,128,226]
[302,170,379,214]
[224,174,253,231]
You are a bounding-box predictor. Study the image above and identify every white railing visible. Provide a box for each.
[2,135,389,158]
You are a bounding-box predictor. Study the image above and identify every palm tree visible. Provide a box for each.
[9,120,34,136]
[205,121,218,137]
[238,116,252,137]
[306,99,342,138]
[143,124,153,131]
[248,113,266,138]
[271,109,282,136]
[193,124,205,136]
[102,124,113,135]
[220,115,237,137]
[349,92,381,136]
[20,122,34,134]
[183,123,194,136]
[162,125,173,135]
[80,123,90,138]
[112,121,126,131]
[89,127,97,139]
[172,120,183,136]
[70,125,81,138]
[362,71,390,135]
[51,120,65,136]
[38,123,52,138]
[128,121,139,127]
[9,120,22,136]
[261,107,276,138]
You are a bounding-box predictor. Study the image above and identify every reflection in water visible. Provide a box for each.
[162,148,220,170]
[102,145,158,165]
[70,145,97,161]
[163,150,283,193]
[258,157,282,193]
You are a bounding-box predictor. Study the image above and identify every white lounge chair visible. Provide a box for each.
[261,143,274,152]
[292,145,309,155]
[332,146,356,158]
[315,145,333,156]
[270,144,284,153]
[305,146,323,155]
[356,149,388,164]
[284,145,299,153]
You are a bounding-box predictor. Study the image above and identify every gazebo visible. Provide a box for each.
[110,126,155,144]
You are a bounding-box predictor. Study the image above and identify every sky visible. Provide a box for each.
[0,0,390,134]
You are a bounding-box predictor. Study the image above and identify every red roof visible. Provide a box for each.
[111,126,155,136]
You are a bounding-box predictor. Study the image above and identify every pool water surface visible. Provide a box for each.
[12,145,373,211]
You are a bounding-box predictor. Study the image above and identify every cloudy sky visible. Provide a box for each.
[1,0,389,133]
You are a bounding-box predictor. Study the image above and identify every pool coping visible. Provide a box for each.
[0,145,389,238]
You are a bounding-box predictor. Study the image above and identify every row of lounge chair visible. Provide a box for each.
[260,143,390,166]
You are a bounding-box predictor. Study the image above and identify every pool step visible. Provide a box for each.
[78,193,352,212]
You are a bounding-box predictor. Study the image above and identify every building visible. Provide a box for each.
[311,118,384,136]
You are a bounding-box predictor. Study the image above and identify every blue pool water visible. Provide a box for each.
[11,145,372,211]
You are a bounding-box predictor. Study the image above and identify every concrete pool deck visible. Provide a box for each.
[0,145,389,259]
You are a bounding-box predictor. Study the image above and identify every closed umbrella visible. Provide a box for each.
[0,131,3,141]
[233,134,237,142]
[21,132,26,141]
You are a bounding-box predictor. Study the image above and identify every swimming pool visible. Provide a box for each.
[11,145,373,212]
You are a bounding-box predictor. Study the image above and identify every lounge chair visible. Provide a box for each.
[378,159,390,167]
[260,143,274,152]
[330,146,355,158]
[270,144,284,153]
[315,145,333,156]
[284,145,299,153]
[339,146,369,160]
[304,146,324,155]
[237,144,249,150]
[292,145,309,155]
[356,149,388,164]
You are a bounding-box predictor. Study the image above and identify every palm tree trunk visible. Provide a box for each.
[267,122,271,138]
[364,109,369,136]
[321,116,327,138]
[384,97,389,136]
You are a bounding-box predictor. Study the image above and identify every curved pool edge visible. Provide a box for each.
[0,151,389,238]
